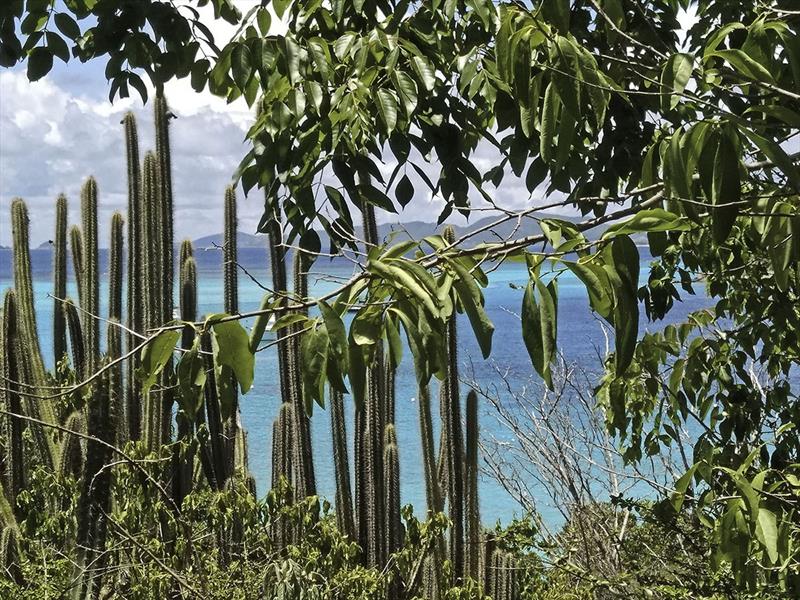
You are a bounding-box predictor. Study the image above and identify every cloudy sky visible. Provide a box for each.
[0,2,551,250]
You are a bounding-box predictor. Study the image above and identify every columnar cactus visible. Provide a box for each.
[354,189,387,568]
[154,95,174,330]
[109,212,124,324]
[465,389,480,580]
[330,388,354,539]
[108,211,124,451]
[173,249,197,508]
[69,225,84,312]
[72,371,115,600]
[1,291,24,517]
[384,424,402,600]
[441,224,465,583]
[124,112,143,442]
[81,178,100,374]
[53,194,68,366]
[11,199,46,384]
[64,299,86,379]
[223,186,238,314]
[222,186,242,477]
[140,152,165,451]
[271,402,295,550]
[289,249,316,499]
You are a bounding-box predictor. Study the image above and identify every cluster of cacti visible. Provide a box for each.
[0,98,257,595]
[0,99,520,599]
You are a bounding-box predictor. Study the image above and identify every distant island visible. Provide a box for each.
[191,212,584,251]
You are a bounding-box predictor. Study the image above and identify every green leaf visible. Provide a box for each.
[176,339,206,419]
[211,320,255,394]
[670,464,697,512]
[54,12,80,40]
[540,0,570,33]
[711,128,741,243]
[449,259,494,358]
[603,236,639,375]
[756,508,779,563]
[27,47,53,81]
[272,0,291,18]
[138,330,180,394]
[410,56,436,92]
[565,257,613,320]
[392,71,418,116]
[600,0,626,43]
[249,294,274,353]
[256,8,272,36]
[376,88,399,133]
[661,53,693,110]
[539,81,558,164]
[602,209,691,238]
[319,300,348,372]
[301,324,329,412]
[742,128,800,192]
[395,174,414,207]
[708,49,775,83]
[46,32,69,63]
[521,277,558,389]
[553,36,580,119]
[231,42,253,90]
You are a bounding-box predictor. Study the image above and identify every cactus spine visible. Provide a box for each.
[53,194,68,367]
[330,388,354,539]
[124,112,143,442]
[81,178,100,375]
[465,389,480,580]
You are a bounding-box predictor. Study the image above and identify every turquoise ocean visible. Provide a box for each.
[0,246,710,526]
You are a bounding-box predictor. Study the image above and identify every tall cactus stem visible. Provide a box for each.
[124,112,143,442]
[289,249,316,499]
[72,371,115,600]
[64,299,86,380]
[441,224,465,582]
[81,178,100,375]
[109,212,124,323]
[69,225,84,312]
[53,194,68,367]
[11,199,46,384]
[330,388,354,539]
[223,186,238,314]
[384,424,402,600]
[465,389,480,580]
[1,291,25,516]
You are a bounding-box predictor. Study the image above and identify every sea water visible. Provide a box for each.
[0,246,710,527]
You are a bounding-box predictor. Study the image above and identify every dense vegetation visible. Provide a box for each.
[2,0,800,598]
